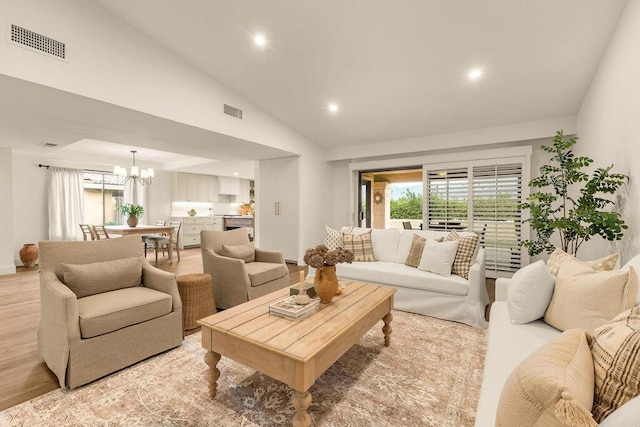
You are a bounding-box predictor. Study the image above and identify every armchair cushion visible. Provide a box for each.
[245,262,288,287]
[221,242,256,263]
[62,256,142,298]
[77,287,172,339]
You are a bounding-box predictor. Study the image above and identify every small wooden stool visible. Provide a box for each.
[176,273,216,330]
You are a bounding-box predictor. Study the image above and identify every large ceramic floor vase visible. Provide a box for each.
[313,265,339,304]
[19,243,38,268]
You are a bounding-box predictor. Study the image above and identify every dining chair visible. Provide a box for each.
[143,220,167,258]
[144,221,181,265]
[92,225,110,240]
[79,224,95,241]
[402,221,413,230]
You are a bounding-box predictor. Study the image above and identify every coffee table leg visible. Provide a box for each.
[204,351,221,398]
[382,312,393,347]
[292,389,311,427]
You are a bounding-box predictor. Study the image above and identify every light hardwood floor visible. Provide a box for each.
[0,248,492,412]
[0,248,306,411]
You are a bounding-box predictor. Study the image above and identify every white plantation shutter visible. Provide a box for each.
[472,164,523,275]
[426,168,468,230]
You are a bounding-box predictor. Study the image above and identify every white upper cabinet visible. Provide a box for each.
[173,173,220,202]
[219,176,240,195]
[238,179,251,204]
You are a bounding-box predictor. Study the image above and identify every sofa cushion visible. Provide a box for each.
[394,230,449,264]
[324,225,353,250]
[405,234,426,268]
[343,231,375,262]
[417,239,458,276]
[589,306,640,423]
[337,261,469,296]
[598,394,640,427]
[546,248,619,277]
[445,230,479,279]
[371,228,401,262]
[496,328,596,427]
[544,257,638,331]
[77,287,172,339]
[507,260,555,324]
[622,254,640,305]
[245,262,288,287]
[221,242,255,263]
[62,256,142,298]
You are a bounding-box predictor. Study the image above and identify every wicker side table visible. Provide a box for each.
[176,273,216,330]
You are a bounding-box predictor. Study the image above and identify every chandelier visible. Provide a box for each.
[113,150,154,185]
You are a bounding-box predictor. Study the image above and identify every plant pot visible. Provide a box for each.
[313,265,339,304]
[127,216,138,227]
[19,243,38,268]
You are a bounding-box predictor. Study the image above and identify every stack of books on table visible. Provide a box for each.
[269,296,320,319]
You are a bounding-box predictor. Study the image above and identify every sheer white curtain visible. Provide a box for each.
[48,167,85,241]
[123,179,147,223]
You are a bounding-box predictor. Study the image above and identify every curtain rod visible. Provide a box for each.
[38,164,112,174]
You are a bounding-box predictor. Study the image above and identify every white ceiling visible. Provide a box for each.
[0,1,628,176]
[94,0,627,148]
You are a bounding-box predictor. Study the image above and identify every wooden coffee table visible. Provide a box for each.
[197,281,396,426]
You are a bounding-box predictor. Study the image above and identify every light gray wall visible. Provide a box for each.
[0,148,15,274]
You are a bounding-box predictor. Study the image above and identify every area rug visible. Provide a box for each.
[0,311,486,426]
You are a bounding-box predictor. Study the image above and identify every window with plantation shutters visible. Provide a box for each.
[426,168,469,231]
[472,164,523,275]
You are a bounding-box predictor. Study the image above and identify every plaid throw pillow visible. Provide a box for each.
[588,305,640,422]
[445,230,479,279]
[343,231,375,262]
[405,234,426,268]
[324,225,352,250]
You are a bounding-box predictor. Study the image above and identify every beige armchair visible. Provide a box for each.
[38,235,183,389]
[201,228,290,309]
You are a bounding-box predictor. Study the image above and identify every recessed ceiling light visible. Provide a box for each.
[468,68,483,80]
[328,103,339,114]
[253,33,267,47]
[233,172,239,176]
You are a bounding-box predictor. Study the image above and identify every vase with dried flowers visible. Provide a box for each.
[303,244,354,303]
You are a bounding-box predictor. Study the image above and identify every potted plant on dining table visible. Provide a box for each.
[120,203,144,228]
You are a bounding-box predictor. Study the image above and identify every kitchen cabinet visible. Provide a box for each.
[238,179,251,204]
[258,156,298,262]
[172,216,223,248]
[173,173,219,202]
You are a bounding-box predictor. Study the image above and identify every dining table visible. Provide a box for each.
[105,224,175,264]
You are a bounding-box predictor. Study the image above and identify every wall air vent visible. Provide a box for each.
[39,142,59,148]
[224,104,243,120]
[10,24,66,60]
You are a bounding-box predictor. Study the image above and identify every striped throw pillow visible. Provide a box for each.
[445,230,479,279]
[588,305,640,422]
[343,231,375,262]
[405,234,426,268]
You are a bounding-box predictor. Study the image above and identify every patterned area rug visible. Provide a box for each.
[0,311,486,426]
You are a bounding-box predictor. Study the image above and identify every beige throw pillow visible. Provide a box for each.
[405,234,426,268]
[546,248,619,277]
[445,230,479,279]
[324,225,353,250]
[62,256,142,299]
[221,242,255,263]
[588,306,640,422]
[544,257,638,331]
[496,329,597,427]
[343,231,375,262]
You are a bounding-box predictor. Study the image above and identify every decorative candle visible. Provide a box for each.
[299,270,305,289]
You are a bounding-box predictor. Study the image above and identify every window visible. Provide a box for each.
[472,164,522,275]
[425,159,527,278]
[83,172,125,225]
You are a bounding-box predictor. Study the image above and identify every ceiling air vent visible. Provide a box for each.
[10,24,66,60]
[39,142,59,148]
[224,104,243,120]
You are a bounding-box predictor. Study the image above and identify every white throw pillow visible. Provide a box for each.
[598,394,640,427]
[507,260,555,324]
[417,239,458,276]
[622,254,640,305]
[371,228,401,262]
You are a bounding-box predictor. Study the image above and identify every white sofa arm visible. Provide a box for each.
[467,248,489,307]
[495,278,511,302]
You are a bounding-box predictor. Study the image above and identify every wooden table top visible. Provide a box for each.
[198,281,395,362]
[105,225,173,235]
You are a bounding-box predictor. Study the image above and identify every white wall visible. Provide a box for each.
[1,148,15,274]
[145,170,172,223]
[575,0,640,264]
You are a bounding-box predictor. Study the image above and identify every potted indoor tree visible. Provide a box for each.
[520,130,628,257]
[120,203,144,228]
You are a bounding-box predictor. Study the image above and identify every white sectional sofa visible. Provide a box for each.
[333,227,489,328]
[474,255,640,426]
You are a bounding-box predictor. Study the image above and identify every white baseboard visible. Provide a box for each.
[0,264,17,275]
